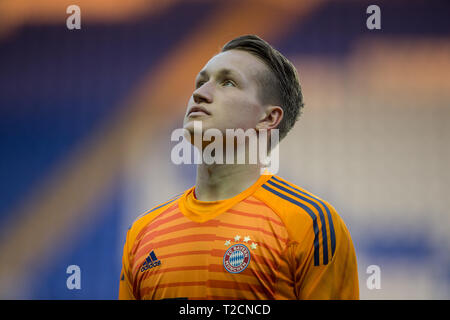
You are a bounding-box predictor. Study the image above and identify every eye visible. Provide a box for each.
[222,79,236,87]
[195,80,206,88]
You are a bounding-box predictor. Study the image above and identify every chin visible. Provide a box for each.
[183,119,198,132]
[184,118,214,132]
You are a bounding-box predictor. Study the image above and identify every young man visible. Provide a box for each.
[119,35,359,300]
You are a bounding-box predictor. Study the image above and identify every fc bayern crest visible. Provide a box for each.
[223,244,251,273]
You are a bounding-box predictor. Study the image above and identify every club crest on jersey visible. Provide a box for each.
[223,244,251,273]
[223,235,257,274]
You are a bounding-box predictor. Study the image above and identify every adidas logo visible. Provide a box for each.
[140,250,161,272]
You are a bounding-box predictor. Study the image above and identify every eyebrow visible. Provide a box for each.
[197,68,243,81]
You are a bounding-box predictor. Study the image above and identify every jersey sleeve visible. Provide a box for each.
[293,209,359,300]
[117,195,183,300]
[119,229,136,300]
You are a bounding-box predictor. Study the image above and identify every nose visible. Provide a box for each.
[192,82,213,105]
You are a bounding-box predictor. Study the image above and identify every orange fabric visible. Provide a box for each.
[119,174,359,300]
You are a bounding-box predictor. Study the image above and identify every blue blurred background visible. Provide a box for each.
[0,0,449,299]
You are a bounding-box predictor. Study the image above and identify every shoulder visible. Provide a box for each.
[255,175,339,224]
[254,175,346,251]
[125,190,188,246]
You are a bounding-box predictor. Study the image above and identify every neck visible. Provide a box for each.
[195,163,262,201]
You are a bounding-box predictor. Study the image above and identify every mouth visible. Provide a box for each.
[187,106,211,117]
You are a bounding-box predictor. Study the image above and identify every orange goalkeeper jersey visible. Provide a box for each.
[119,174,359,300]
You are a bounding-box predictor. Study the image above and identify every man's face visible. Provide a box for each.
[183,49,268,138]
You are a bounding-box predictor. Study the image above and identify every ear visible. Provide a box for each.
[256,106,283,131]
